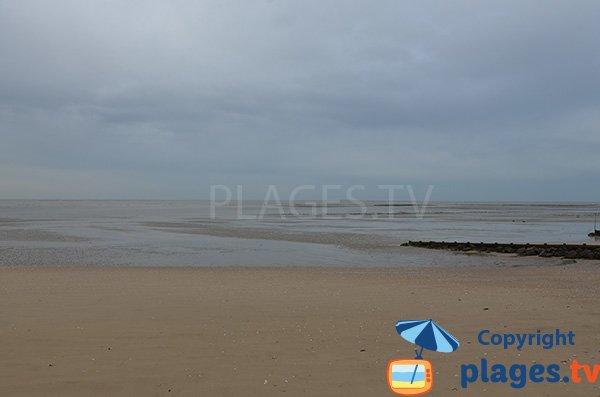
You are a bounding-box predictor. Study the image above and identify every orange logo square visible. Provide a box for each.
[387,359,433,396]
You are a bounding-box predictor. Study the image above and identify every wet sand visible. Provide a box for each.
[1,264,599,396]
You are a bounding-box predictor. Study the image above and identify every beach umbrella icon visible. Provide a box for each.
[395,319,460,359]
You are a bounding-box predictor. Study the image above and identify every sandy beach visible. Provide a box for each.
[1,264,599,396]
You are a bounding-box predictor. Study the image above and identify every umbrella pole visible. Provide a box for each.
[410,346,424,384]
[414,346,424,359]
[410,363,419,384]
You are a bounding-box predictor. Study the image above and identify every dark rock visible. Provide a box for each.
[565,250,578,258]
[525,247,538,256]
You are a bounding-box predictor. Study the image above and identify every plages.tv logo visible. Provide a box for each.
[387,319,460,396]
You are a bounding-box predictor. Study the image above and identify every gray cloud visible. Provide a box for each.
[1,0,599,200]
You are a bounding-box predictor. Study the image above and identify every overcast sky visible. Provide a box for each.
[0,0,599,201]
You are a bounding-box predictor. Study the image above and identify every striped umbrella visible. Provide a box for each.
[395,319,460,359]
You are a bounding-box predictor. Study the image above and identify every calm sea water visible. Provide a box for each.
[0,200,597,267]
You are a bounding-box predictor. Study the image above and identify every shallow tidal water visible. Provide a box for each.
[0,200,597,267]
